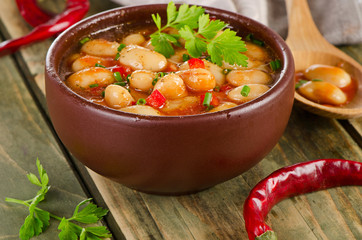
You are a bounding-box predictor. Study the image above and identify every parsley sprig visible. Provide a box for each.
[150,2,248,67]
[5,159,111,240]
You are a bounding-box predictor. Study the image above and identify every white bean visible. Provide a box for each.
[168,49,188,64]
[304,64,351,88]
[179,60,225,86]
[161,96,199,114]
[142,39,155,50]
[227,84,270,103]
[226,69,272,86]
[81,39,119,57]
[204,60,226,86]
[208,102,238,113]
[121,105,162,116]
[129,70,156,92]
[71,55,106,72]
[177,68,216,92]
[153,73,188,99]
[244,42,270,61]
[122,33,146,46]
[66,67,114,90]
[104,85,134,109]
[119,45,167,72]
[297,81,347,105]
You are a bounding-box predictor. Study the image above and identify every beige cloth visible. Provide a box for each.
[110,0,362,45]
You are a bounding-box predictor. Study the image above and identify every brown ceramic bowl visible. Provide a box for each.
[45,4,295,194]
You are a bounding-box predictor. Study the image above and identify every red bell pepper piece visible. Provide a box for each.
[110,65,132,78]
[0,0,89,57]
[243,159,362,240]
[188,58,205,69]
[146,89,166,108]
[219,84,232,92]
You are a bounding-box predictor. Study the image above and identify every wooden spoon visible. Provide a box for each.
[285,0,362,119]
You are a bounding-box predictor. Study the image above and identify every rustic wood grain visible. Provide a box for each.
[0,1,361,240]
[0,36,93,239]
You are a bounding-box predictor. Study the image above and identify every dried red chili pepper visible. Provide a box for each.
[15,0,53,27]
[243,159,362,240]
[0,0,89,57]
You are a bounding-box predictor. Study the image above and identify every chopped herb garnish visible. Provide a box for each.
[79,37,90,44]
[183,54,191,61]
[115,52,121,61]
[222,68,232,75]
[126,74,131,84]
[295,80,309,89]
[152,77,159,86]
[213,86,220,92]
[89,83,99,88]
[312,79,323,82]
[101,91,105,97]
[137,98,146,105]
[270,59,281,71]
[204,55,212,62]
[241,85,251,97]
[114,82,127,86]
[150,2,248,67]
[95,63,105,68]
[203,92,212,107]
[156,72,166,79]
[113,72,123,82]
[117,43,126,52]
[246,33,264,46]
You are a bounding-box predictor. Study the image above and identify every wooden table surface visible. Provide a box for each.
[0,1,361,239]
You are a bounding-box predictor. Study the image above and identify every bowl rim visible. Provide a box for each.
[45,3,295,120]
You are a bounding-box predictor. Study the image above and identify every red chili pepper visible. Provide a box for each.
[0,0,89,57]
[15,0,54,27]
[146,89,166,109]
[188,58,205,69]
[243,159,362,240]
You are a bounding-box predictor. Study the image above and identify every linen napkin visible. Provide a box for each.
[110,0,362,45]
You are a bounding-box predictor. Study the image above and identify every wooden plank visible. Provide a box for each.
[0,37,94,239]
[339,44,362,136]
[0,1,361,239]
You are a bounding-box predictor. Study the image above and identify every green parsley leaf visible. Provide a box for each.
[27,173,41,187]
[36,158,49,187]
[198,14,227,39]
[207,29,248,66]
[150,32,177,58]
[70,199,108,224]
[19,214,42,240]
[151,2,248,67]
[173,4,205,29]
[152,13,162,31]
[84,226,112,238]
[6,159,112,240]
[167,1,178,25]
[58,218,81,240]
[179,25,207,58]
